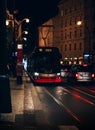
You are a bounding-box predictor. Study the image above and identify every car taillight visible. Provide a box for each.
[75,73,79,78]
[92,74,95,78]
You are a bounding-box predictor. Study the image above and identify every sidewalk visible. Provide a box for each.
[0,76,24,122]
[0,72,48,129]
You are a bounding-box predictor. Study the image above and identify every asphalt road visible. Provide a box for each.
[0,73,95,130]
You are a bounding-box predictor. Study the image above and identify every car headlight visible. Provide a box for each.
[34,72,39,76]
[57,73,61,76]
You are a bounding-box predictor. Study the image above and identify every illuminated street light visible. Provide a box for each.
[76,21,82,26]
[23,31,28,34]
[6,19,14,27]
[17,18,30,38]
[22,18,30,23]
[77,20,92,64]
[25,18,30,23]
[18,18,30,28]
[23,37,27,41]
[17,30,28,40]
[17,18,29,41]
[6,20,9,26]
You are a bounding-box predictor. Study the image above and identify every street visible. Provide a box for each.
[0,73,95,130]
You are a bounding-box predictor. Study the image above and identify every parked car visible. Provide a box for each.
[67,64,95,84]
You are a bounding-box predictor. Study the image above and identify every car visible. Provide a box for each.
[60,65,71,82]
[67,64,95,84]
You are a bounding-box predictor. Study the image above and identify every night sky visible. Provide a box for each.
[7,0,60,26]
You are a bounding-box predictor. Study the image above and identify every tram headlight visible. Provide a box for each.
[34,72,39,76]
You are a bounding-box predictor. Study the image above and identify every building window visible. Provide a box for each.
[69,7,72,13]
[60,10,63,16]
[70,17,72,25]
[65,19,67,27]
[65,33,67,39]
[74,5,77,11]
[74,30,77,38]
[80,29,82,37]
[79,15,82,21]
[75,17,77,24]
[65,44,67,51]
[65,9,67,14]
[70,32,72,39]
[69,44,71,50]
[79,42,82,50]
[78,2,83,9]
[74,43,76,50]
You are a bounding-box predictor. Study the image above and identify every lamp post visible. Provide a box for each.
[77,21,92,64]
[16,18,29,84]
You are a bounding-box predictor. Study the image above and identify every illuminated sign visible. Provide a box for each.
[39,48,43,52]
[17,44,23,64]
[17,44,23,49]
[39,48,52,52]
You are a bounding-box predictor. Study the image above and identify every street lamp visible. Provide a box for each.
[17,30,28,41]
[22,37,27,41]
[6,20,10,26]
[77,21,92,64]
[18,18,30,29]
[77,21,82,26]
[18,18,30,28]
[16,18,30,84]
[17,18,29,39]
[23,31,28,34]
[21,18,30,23]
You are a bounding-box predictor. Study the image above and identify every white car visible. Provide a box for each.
[67,64,95,83]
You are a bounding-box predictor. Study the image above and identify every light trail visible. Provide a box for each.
[61,87,95,106]
[44,88,81,123]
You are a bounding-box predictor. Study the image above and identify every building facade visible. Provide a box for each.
[39,0,95,65]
